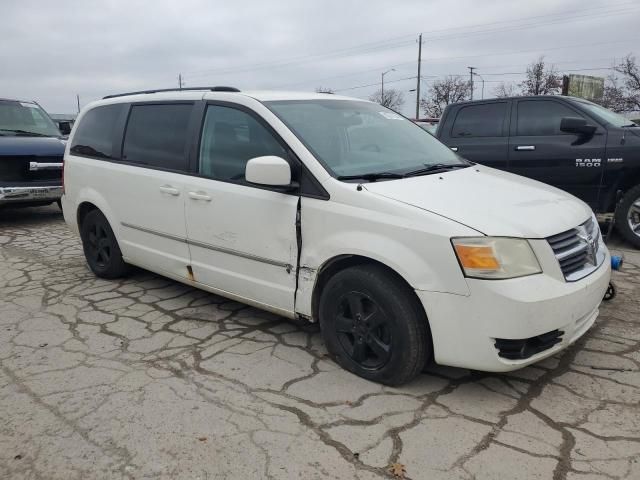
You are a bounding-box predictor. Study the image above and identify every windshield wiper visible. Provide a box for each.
[403,163,469,177]
[337,172,405,182]
[0,129,50,137]
[622,123,638,128]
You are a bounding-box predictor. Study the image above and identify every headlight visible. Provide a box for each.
[452,237,541,279]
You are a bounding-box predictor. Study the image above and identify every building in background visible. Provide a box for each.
[562,74,605,102]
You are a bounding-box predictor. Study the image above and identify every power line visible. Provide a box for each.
[420,38,638,64]
[182,1,638,80]
[334,75,418,92]
[332,65,618,93]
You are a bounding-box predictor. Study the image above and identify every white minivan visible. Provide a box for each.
[62,87,611,385]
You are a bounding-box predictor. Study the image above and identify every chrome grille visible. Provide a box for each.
[547,217,603,281]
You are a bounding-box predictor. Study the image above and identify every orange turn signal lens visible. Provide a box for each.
[454,244,500,270]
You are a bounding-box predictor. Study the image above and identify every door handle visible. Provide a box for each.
[188,191,212,202]
[450,147,458,152]
[29,162,63,171]
[159,185,180,196]
[515,145,536,151]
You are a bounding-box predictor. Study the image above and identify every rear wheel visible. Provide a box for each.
[615,184,640,248]
[319,264,430,386]
[80,209,129,278]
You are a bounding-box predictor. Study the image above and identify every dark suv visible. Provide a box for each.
[436,96,640,246]
[0,98,66,208]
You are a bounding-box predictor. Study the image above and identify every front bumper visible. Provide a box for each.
[417,246,611,372]
[0,186,63,204]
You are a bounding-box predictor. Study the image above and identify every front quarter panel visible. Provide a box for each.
[296,180,476,317]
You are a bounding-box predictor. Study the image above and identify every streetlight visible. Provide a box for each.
[381,68,395,102]
[473,72,485,100]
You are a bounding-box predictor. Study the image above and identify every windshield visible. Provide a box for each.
[0,100,61,137]
[265,99,464,178]
[571,98,637,128]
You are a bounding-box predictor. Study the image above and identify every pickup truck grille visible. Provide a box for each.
[0,155,63,184]
[547,218,602,281]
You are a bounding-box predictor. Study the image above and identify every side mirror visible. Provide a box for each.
[560,117,596,136]
[245,156,293,187]
[58,121,72,136]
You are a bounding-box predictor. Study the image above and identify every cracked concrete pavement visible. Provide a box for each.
[1,205,639,480]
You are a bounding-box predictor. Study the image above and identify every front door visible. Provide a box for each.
[445,101,510,169]
[508,99,606,209]
[184,103,299,315]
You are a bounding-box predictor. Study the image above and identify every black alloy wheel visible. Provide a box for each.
[335,291,392,370]
[86,222,112,269]
[319,264,430,386]
[80,209,129,279]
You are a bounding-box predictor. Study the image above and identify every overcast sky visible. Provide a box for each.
[2,0,638,116]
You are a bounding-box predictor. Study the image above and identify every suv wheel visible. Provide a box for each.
[319,264,430,386]
[615,184,640,248]
[80,210,129,279]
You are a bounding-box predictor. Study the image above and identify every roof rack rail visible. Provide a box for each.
[103,86,240,99]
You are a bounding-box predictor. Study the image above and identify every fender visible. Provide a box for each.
[294,228,472,318]
[65,187,121,240]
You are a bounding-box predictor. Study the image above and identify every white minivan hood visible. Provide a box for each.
[364,165,591,238]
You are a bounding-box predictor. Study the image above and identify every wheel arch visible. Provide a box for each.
[77,201,99,229]
[310,254,431,331]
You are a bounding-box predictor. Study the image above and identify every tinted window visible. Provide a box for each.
[122,103,192,171]
[199,105,287,181]
[517,100,582,136]
[451,103,507,138]
[70,104,123,158]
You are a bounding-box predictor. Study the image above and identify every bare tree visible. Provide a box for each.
[594,56,640,112]
[494,82,518,98]
[420,76,471,117]
[519,56,562,95]
[613,55,640,110]
[369,88,405,111]
[600,75,628,112]
[315,86,335,94]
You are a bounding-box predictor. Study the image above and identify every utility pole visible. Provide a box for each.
[473,72,485,100]
[468,66,476,100]
[415,33,423,119]
[178,74,184,89]
[76,94,80,113]
[381,68,395,106]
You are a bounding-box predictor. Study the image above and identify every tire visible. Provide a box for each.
[318,264,430,386]
[56,199,63,211]
[615,184,640,248]
[80,209,129,279]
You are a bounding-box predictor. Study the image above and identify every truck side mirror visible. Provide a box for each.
[560,117,596,136]
[58,121,72,136]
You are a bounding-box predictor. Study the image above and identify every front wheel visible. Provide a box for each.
[319,264,430,386]
[80,209,129,279]
[615,184,640,248]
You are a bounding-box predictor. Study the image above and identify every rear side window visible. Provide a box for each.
[451,103,507,138]
[122,103,192,171]
[199,105,287,181]
[70,104,123,159]
[517,100,582,136]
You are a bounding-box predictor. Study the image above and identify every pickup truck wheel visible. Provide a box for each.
[80,210,129,279]
[319,264,429,386]
[615,184,640,248]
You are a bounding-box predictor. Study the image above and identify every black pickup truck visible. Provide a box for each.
[436,95,640,247]
[0,98,67,208]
